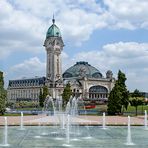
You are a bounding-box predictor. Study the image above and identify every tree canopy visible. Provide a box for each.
[0,71,6,115]
[39,85,49,108]
[107,70,129,115]
[107,83,122,115]
[131,89,142,98]
[62,83,72,107]
[130,89,144,115]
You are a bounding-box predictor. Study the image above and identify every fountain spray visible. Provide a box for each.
[126,116,134,145]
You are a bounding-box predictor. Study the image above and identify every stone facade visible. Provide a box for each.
[63,62,115,100]
[7,77,45,102]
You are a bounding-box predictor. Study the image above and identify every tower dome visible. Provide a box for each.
[63,61,103,79]
[46,17,61,38]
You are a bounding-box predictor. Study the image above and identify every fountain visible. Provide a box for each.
[3,96,148,147]
[65,101,71,115]
[66,114,70,144]
[126,116,134,145]
[102,112,107,129]
[62,113,65,129]
[20,112,25,130]
[0,117,9,147]
[144,110,148,130]
[44,95,56,116]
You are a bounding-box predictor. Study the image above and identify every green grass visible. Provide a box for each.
[124,105,148,114]
[84,104,148,116]
[16,107,42,111]
[2,104,148,116]
[1,113,34,116]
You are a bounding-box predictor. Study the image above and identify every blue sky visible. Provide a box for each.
[1,0,148,92]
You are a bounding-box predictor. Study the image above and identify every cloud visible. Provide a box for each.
[103,42,148,58]
[104,0,148,29]
[0,0,105,58]
[58,9,107,45]
[10,57,46,79]
[1,0,148,59]
[0,0,46,59]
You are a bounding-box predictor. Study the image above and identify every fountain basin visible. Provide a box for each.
[0,126,148,147]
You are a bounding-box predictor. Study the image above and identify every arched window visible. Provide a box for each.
[89,85,108,93]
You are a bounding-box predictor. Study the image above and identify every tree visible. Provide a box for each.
[107,70,129,115]
[0,71,6,115]
[131,89,142,98]
[39,86,49,108]
[107,83,122,115]
[117,70,129,113]
[39,88,43,107]
[62,83,72,107]
[130,89,144,116]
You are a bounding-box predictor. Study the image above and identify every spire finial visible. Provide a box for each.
[52,14,55,24]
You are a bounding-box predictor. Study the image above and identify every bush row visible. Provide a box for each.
[6,101,39,108]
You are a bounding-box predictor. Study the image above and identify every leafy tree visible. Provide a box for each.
[131,89,142,98]
[43,85,49,99]
[62,83,72,107]
[39,88,43,107]
[117,70,129,113]
[107,83,122,115]
[39,86,49,108]
[6,101,15,109]
[0,71,6,115]
[130,89,144,115]
[107,70,129,115]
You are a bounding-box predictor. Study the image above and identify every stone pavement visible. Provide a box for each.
[0,115,145,126]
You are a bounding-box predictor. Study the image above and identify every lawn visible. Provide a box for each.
[124,105,148,115]
[85,104,148,116]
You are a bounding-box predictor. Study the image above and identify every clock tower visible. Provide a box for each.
[44,17,64,98]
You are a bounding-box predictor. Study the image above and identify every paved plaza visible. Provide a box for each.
[0,115,145,126]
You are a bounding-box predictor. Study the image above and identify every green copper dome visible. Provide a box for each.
[46,18,61,38]
[63,61,103,79]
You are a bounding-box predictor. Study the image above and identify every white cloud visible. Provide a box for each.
[1,0,148,59]
[0,0,106,58]
[104,0,148,19]
[58,9,107,45]
[10,57,46,78]
[103,42,148,58]
[104,0,148,29]
[0,0,47,60]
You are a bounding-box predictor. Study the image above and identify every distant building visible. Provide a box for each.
[7,77,45,102]
[63,61,115,99]
[7,17,115,102]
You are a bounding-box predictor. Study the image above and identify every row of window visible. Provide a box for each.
[9,82,42,87]
[8,89,40,100]
[9,77,46,87]
[10,93,39,100]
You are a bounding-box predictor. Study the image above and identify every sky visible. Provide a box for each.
[1,0,148,92]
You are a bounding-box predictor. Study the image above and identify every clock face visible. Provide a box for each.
[47,39,55,45]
